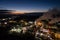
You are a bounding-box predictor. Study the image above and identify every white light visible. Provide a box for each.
[2,19,5,20]
[16,28,21,33]
[36,32,39,34]
[4,22,7,24]
[30,25,33,27]
[11,28,16,31]
[10,27,22,33]
[41,28,49,33]
[22,27,27,31]
[29,21,33,24]
[22,27,27,33]
[36,31,40,35]
[40,33,43,35]
[48,36,50,37]
[10,27,16,31]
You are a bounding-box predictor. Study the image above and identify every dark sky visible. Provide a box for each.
[0,0,60,12]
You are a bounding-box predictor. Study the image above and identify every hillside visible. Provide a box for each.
[36,8,60,24]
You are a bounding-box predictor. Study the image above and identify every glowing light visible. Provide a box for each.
[4,22,7,24]
[30,25,33,27]
[10,27,22,33]
[22,27,27,33]
[37,22,42,26]
[34,21,43,27]
[29,21,33,24]
[25,22,28,25]
[11,11,24,14]
[2,19,6,20]
[9,21,16,23]
[40,33,43,36]
[41,28,49,33]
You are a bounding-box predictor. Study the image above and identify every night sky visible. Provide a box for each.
[0,0,60,12]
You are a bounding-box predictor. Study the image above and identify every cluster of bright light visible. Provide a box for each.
[10,27,22,33]
[22,27,27,33]
[42,29,49,32]
[9,27,28,34]
[0,22,7,25]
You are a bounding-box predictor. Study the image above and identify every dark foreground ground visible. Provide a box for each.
[0,33,35,40]
[0,31,35,40]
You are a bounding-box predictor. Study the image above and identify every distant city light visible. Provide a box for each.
[4,22,7,24]
[30,25,33,27]
[29,21,33,24]
[2,19,6,20]
[22,27,27,33]
[25,22,28,25]
[40,33,43,36]
[9,18,11,19]
[10,27,22,33]
[20,20,24,22]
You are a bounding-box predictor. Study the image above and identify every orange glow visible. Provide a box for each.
[37,22,42,26]
[11,11,24,14]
